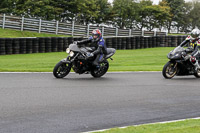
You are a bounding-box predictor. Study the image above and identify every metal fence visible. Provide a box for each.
[0,14,167,37]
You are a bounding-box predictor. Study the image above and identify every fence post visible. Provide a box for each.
[87,24,90,37]
[102,26,104,37]
[165,31,168,36]
[129,29,132,37]
[154,30,157,36]
[2,14,5,29]
[21,16,24,31]
[116,28,118,37]
[142,30,144,36]
[72,20,75,36]
[56,21,59,35]
[39,19,42,33]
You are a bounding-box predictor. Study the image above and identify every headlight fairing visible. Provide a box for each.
[69,51,74,57]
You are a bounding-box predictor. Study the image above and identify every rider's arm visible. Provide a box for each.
[179,40,189,47]
[179,35,192,47]
[77,37,92,44]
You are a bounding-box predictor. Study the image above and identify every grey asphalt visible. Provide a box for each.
[0,72,200,133]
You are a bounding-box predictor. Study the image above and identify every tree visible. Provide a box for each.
[157,1,171,31]
[164,0,185,33]
[71,0,98,24]
[0,0,14,14]
[94,0,113,24]
[175,2,192,33]
[135,0,170,31]
[189,1,200,29]
[112,0,138,29]
[13,0,64,20]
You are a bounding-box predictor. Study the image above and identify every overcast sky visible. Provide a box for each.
[108,0,193,5]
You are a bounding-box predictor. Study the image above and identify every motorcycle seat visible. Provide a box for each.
[105,48,116,59]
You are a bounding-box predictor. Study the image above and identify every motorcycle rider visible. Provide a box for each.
[179,29,200,71]
[75,29,107,67]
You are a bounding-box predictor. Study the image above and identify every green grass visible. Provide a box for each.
[0,28,70,38]
[168,33,188,36]
[94,119,200,133]
[0,47,172,72]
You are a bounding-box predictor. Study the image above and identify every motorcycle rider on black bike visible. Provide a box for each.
[75,29,107,68]
[179,29,200,71]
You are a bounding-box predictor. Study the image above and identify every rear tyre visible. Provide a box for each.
[162,61,178,79]
[91,60,109,78]
[53,61,71,78]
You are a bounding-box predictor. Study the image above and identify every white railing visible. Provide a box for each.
[0,14,167,37]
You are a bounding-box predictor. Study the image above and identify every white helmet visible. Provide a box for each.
[191,29,200,39]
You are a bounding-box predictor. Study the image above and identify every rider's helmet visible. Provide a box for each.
[191,29,200,39]
[92,29,102,41]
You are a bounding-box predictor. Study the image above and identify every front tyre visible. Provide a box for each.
[91,60,109,78]
[162,61,178,79]
[194,68,200,78]
[53,61,71,78]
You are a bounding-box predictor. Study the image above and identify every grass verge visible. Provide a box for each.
[0,28,70,38]
[93,118,200,133]
[0,47,172,72]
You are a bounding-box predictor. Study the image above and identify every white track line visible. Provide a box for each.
[83,117,200,133]
[0,71,160,74]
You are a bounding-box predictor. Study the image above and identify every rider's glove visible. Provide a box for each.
[74,41,80,44]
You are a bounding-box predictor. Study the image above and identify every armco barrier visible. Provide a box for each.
[0,36,187,55]
[5,38,12,54]
[32,38,39,53]
[0,38,6,55]
[13,38,20,54]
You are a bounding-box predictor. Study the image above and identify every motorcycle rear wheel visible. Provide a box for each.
[162,61,178,79]
[91,60,109,78]
[53,61,71,78]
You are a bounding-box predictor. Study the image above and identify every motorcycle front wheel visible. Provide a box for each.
[91,60,109,78]
[162,61,178,79]
[53,61,71,78]
[194,69,200,78]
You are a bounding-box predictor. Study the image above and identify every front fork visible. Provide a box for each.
[61,54,79,64]
[61,56,71,63]
[173,62,177,69]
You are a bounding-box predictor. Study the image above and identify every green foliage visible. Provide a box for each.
[189,1,200,29]
[0,0,14,14]
[112,0,139,28]
[136,0,171,31]
[164,0,186,33]
[0,0,199,32]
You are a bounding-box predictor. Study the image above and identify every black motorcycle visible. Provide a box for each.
[162,46,200,79]
[53,42,116,78]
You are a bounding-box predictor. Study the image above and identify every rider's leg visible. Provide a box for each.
[190,53,200,70]
[93,54,104,67]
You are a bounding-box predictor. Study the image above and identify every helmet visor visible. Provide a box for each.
[191,33,198,38]
[92,34,100,41]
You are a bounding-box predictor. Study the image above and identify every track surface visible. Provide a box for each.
[0,72,200,133]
